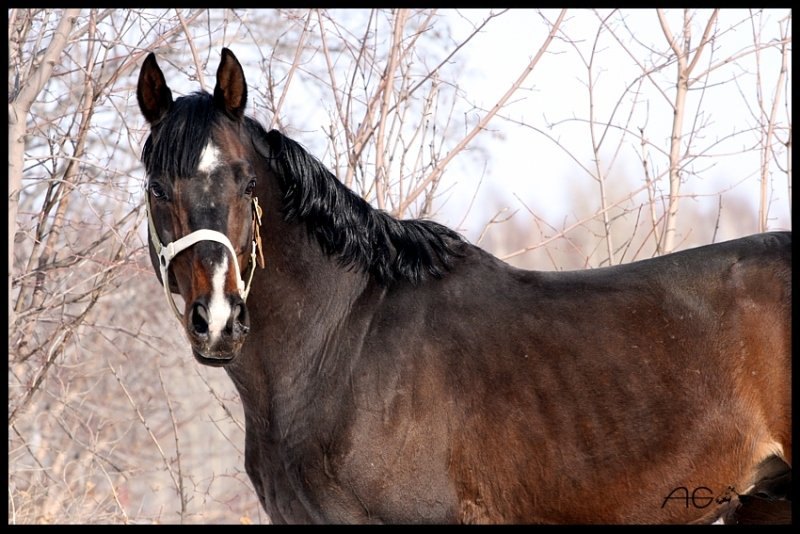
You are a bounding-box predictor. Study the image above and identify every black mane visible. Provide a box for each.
[142,90,464,286]
[251,123,464,286]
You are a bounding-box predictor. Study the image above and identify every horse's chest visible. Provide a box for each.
[244,436,316,523]
[245,422,459,523]
[244,425,367,523]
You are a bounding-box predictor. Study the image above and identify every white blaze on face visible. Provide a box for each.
[198,142,220,190]
[197,140,234,343]
[207,255,232,343]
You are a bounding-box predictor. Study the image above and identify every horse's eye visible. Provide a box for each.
[150,182,167,200]
[245,179,256,196]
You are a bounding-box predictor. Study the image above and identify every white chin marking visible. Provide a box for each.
[198,142,220,174]
[207,256,231,343]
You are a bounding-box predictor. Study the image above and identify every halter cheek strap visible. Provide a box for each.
[146,195,264,324]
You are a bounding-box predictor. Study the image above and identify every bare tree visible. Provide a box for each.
[478,9,791,268]
[8,9,261,524]
[8,9,80,324]
[8,8,791,524]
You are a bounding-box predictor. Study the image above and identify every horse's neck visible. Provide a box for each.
[228,220,371,430]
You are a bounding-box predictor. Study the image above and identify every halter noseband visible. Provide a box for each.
[146,193,264,323]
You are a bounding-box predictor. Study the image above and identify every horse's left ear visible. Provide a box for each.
[137,52,173,125]
[214,48,247,120]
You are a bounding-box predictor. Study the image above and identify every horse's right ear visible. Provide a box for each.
[137,52,173,125]
[214,48,247,120]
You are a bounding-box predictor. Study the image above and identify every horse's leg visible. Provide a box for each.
[722,456,792,524]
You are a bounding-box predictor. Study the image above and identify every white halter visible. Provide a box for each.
[146,194,263,323]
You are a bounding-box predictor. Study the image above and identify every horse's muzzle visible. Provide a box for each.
[186,294,250,365]
[192,348,236,367]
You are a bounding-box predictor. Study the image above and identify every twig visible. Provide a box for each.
[158,367,187,522]
[176,9,206,92]
[108,361,183,511]
[270,9,312,130]
[501,183,649,262]
[374,9,408,210]
[399,9,567,215]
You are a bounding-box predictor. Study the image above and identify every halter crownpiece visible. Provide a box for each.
[146,194,264,323]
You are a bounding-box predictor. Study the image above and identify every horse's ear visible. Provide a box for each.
[137,52,173,125]
[214,48,247,120]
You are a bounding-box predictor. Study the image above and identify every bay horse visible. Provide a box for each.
[136,48,791,524]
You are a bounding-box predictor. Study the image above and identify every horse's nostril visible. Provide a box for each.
[236,302,247,325]
[229,301,249,338]
[192,302,209,335]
